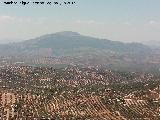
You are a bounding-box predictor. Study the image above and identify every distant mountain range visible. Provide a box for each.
[143,40,160,48]
[0,31,151,57]
[0,31,159,73]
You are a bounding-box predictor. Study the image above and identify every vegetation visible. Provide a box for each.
[0,65,159,119]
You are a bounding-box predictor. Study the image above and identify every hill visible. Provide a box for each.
[0,31,159,73]
[0,31,151,57]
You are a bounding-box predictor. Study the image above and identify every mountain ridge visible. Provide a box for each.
[0,31,159,73]
[0,31,151,57]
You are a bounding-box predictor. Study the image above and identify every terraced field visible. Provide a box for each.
[0,65,159,119]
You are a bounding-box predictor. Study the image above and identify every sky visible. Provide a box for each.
[0,0,160,43]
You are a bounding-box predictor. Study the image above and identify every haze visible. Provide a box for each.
[0,0,160,43]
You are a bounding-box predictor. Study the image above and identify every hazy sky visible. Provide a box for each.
[0,0,160,43]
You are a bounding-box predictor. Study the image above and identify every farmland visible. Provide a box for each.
[0,65,159,119]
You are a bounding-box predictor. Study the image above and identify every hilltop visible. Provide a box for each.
[0,31,151,56]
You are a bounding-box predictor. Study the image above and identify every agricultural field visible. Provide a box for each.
[0,65,159,120]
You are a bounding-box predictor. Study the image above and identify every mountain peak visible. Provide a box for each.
[55,31,80,36]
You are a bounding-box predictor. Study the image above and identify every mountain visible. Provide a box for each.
[0,31,159,73]
[0,31,151,57]
[142,40,160,48]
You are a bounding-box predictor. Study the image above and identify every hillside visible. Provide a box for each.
[0,31,159,73]
[0,31,151,57]
[0,65,159,119]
